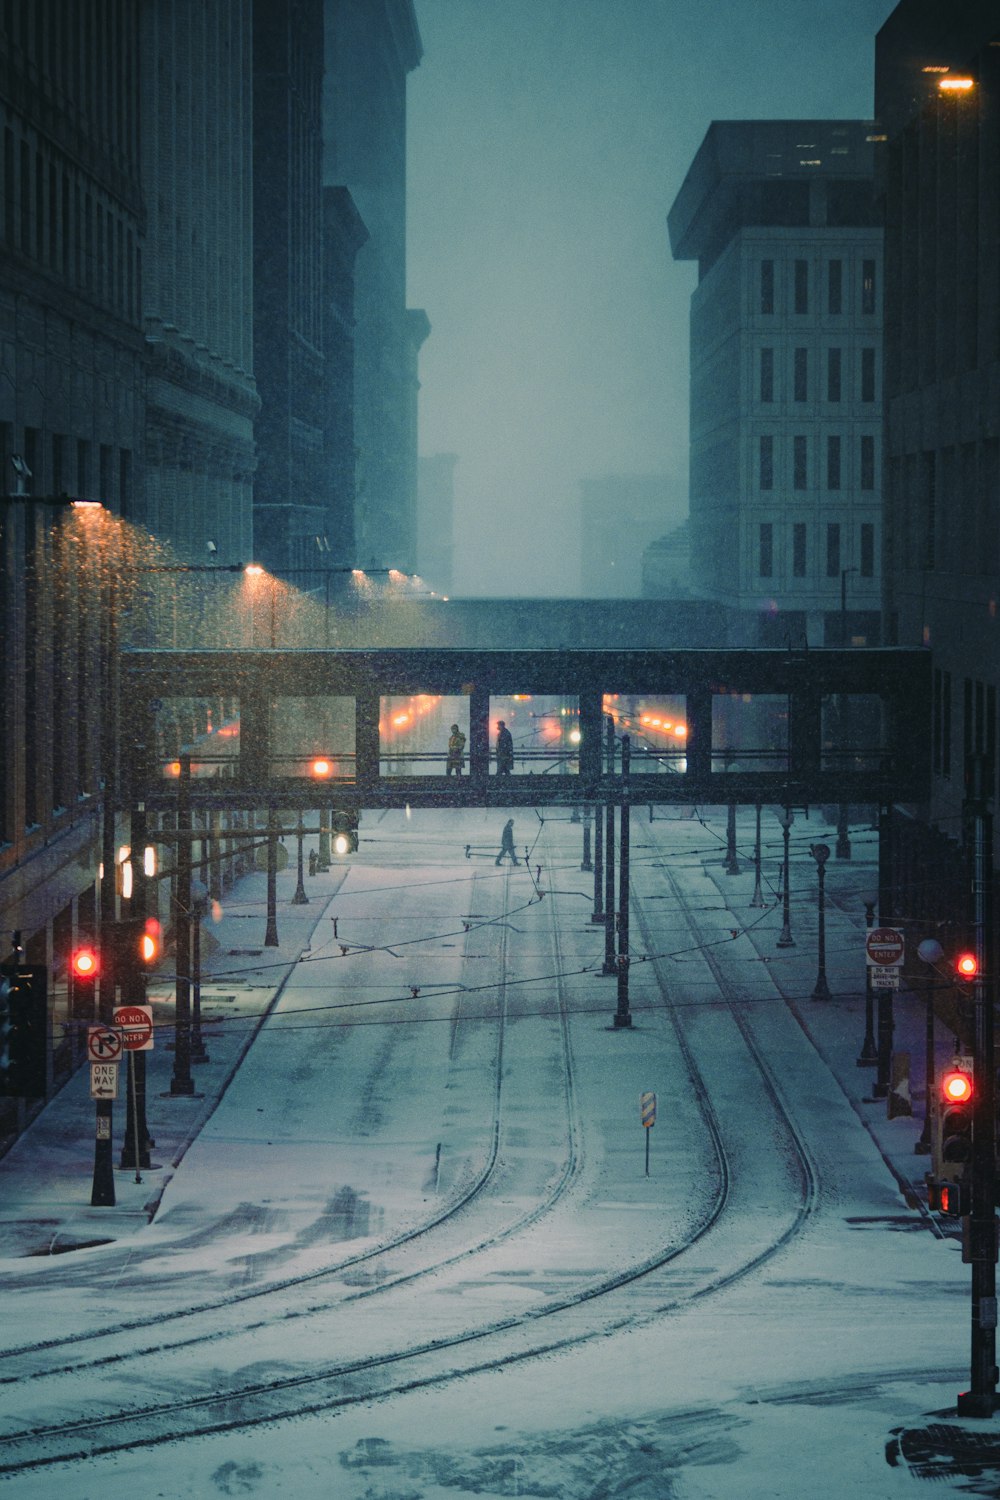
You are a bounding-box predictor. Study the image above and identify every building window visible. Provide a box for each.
[827,347,842,402]
[793,434,807,490]
[860,434,875,490]
[794,347,808,402]
[760,259,774,315]
[862,259,876,315]
[759,347,774,403]
[52,434,65,495]
[933,667,951,778]
[861,347,876,402]
[860,522,874,577]
[77,438,90,497]
[826,523,841,577]
[119,449,132,519]
[827,435,841,490]
[759,434,774,490]
[827,259,842,315]
[759,523,773,578]
[792,522,806,577]
[794,259,808,315]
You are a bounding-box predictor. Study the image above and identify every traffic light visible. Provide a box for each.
[0,959,48,1098]
[939,1064,974,1167]
[955,951,979,983]
[938,1179,972,1216]
[331,810,359,856]
[70,945,100,1021]
[113,917,162,977]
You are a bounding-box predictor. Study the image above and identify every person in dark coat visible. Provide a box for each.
[495,720,514,775]
[446,724,466,775]
[496,818,518,865]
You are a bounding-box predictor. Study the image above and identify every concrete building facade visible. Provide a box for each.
[139,0,258,567]
[668,121,884,648]
[252,0,327,576]
[876,1,1000,881]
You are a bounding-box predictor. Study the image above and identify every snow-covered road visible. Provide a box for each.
[0,806,983,1496]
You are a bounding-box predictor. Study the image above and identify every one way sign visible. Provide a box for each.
[90,1063,119,1100]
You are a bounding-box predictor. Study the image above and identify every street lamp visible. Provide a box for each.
[914,936,944,1154]
[750,801,765,907]
[810,843,832,999]
[776,807,795,948]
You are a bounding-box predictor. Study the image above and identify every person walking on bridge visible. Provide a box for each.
[446,724,466,775]
[495,720,514,775]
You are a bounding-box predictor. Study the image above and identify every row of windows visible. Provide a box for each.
[0,121,140,322]
[759,256,878,317]
[0,422,133,511]
[758,521,876,579]
[759,345,878,404]
[759,432,878,492]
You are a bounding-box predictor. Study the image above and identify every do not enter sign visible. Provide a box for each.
[113,1004,154,1051]
[866,927,905,967]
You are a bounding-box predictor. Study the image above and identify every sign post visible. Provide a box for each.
[865,928,904,1100]
[641,1091,656,1176]
[113,1006,153,1185]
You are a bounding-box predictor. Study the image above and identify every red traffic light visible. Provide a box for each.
[138,918,161,965]
[71,947,99,980]
[955,952,979,982]
[942,1067,973,1105]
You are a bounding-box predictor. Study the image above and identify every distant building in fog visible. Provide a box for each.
[579,474,686,597]
[417,452,457,593]
[668,120,883,647]
[323,0,423,572]
[642,521,692,599]
[876,0,1000,878]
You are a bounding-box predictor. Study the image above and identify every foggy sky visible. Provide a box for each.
[406,0,897,598]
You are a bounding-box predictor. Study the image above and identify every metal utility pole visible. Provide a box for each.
[810,843,832,999]
[856,898,878,1067]
[591,795,604,922]
[264,804,280,946]
[872,803,895,1101]
[170,755,194,1096]
[777,807,795,948]
[603,717,617,975]
[614,736,632,1028]
[957,754,997,1419]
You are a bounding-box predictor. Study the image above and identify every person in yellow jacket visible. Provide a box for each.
[446,724,466,775]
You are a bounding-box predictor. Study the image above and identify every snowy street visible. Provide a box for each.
[0,804,988,1496]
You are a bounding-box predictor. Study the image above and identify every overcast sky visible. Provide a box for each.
[407,0,898,597]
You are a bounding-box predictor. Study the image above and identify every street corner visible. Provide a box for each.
[886,1415,1000,1489]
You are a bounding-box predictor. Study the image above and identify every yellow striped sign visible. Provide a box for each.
[641,1091,656,1128]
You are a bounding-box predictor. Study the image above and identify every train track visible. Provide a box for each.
[0,811,838,1475]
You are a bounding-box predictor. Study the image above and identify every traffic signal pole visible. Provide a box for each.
[957,754,997,1418]
[614,736,632,1028]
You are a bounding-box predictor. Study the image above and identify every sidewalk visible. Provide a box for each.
[0,856,345,1259]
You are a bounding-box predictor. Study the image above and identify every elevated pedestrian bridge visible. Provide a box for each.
[122,646,930,812]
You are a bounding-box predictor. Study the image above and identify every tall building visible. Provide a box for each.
[140,0,258,566]
[0,3,145,510]
[323,0,423,571]
[252,0,327,576]
[579,474,686,598]
[668,121,884,647]
[876,1,1000,878]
